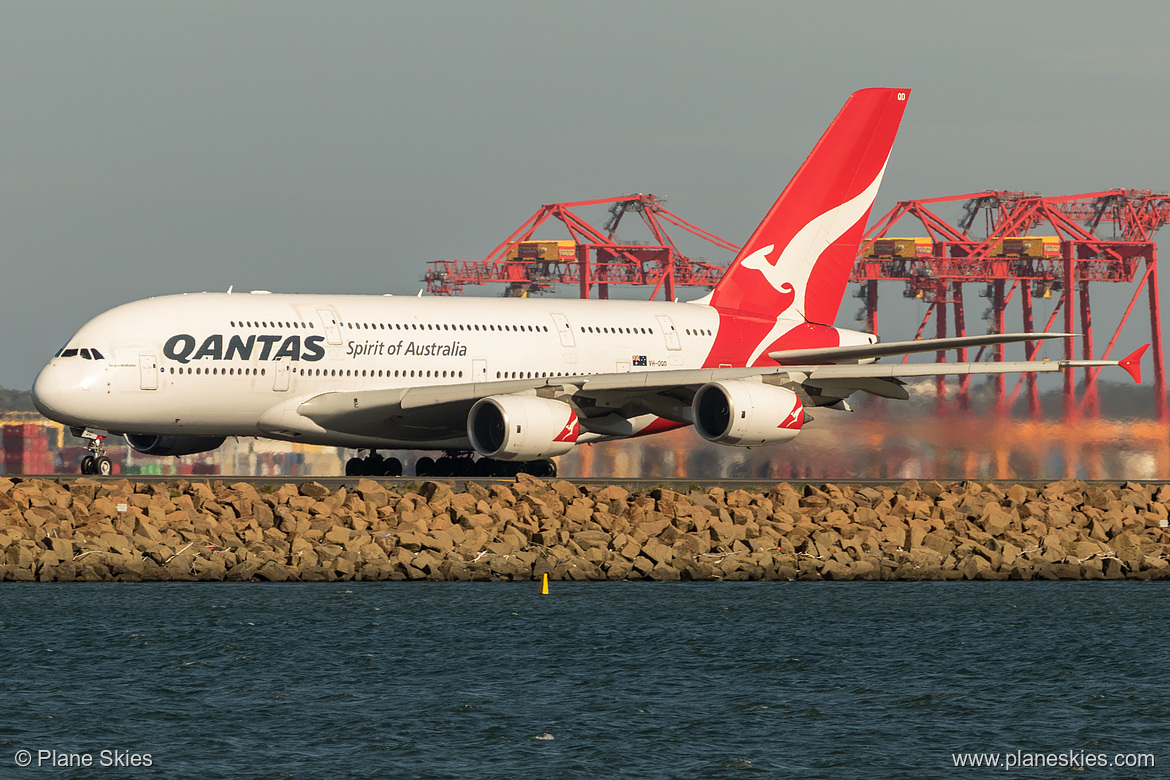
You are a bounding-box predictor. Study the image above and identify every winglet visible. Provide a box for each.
[1119,344,1149,384]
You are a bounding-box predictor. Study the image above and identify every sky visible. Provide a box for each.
[2,0,1168,391]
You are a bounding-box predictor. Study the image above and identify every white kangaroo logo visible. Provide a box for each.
[742,157,890,366]
[739,244,795,304]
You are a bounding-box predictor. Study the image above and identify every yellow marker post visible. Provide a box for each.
[540,573,549,595]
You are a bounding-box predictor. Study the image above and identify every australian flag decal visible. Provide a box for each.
[632,355,647,367]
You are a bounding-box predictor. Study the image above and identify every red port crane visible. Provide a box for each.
[858,190,1167,421]
[423,189,1167,421]
[423,194,731,301]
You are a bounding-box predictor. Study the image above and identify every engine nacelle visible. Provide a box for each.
[467,395,579,461]
[124,434,226,457]
[692,381,803,447]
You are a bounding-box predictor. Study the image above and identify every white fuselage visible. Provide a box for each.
[34,291,755,450]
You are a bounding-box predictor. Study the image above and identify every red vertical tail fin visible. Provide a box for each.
[708,88,910,325]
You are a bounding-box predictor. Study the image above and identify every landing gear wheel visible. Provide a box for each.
[366,453,385,476]
[345,457,366,477]
[80,455,95,475]
[383,457,403,477]
[94,456,113,476]
[415,457,435,477]
[474,459,522,478]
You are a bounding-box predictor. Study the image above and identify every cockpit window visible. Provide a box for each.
[57,347,104,359]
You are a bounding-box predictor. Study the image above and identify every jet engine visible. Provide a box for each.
[467,396,579,461]
[692,381,803,447]
[124,434,226,457]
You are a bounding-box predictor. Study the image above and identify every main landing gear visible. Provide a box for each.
[75,429,114,476]
[345,451,404,477]
[416,453,556,479]
[343,451,557,479]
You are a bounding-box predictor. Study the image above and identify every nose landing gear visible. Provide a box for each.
[75,429,114,476]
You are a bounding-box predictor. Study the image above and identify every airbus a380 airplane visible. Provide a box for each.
[32,88,1145,477]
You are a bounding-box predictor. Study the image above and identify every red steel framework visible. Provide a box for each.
[859,190,1168,422]
[424,190,1167,420]
[424,194,731,301]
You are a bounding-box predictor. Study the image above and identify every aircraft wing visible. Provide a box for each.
[296,341,1148,438]
[768,332,1072,364]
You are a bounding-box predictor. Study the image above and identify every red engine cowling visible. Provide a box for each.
[467,396,579,461]
[692,381,803,447]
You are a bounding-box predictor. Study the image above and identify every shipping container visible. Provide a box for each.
[506,239,577,262]
[860,237,932,259]
[990,236,1061,258]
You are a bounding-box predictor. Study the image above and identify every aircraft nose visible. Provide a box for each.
[32,363,64,420]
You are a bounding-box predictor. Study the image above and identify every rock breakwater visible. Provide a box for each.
[2,476,1169,582]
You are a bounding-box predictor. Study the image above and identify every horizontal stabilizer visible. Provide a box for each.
[769,332,1073,365]
[1118,344,1149,383]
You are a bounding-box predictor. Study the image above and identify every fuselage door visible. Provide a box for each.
[273,357,291,392]
[139,354,158,390]
[317,308,343,345]
[656,315,682,351]
[550,313,575,348]
[472,358,487,384]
